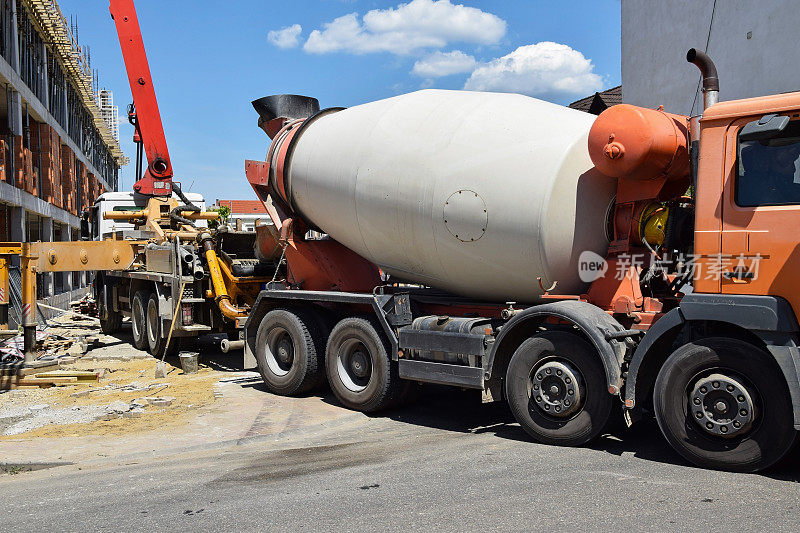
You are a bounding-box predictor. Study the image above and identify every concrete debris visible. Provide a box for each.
[119,381,146,392]
[1,315,223,439]
[154,362,168,379]
[106,400,131,414]
[66,382,166,398]
[67,343,88,356]
[2,405,113,436]
[142,396,175,407]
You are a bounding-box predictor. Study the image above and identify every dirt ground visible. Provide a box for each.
[0,315,238,440]
[0,313,355,466]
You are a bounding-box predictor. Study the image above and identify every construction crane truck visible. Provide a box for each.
[0,0,272,362]
[242,49,800,473]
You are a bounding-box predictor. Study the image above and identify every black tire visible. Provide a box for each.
[131,290,150,351]
[100,309,122,334]
[653,337,797,472]
[145,292,179,358]
[505,331,613,446]
[97,280,122,334]
[304,308,333,386]
[325,317,405,412]
[255,308,322,395]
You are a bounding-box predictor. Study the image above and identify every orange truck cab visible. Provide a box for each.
[619,53,800,473]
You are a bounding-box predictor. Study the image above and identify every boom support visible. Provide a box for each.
[0,241,143,361]
[109,0,173,196]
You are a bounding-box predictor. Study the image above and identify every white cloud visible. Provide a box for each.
[412,50,476,77]
[303,0,506,55]
[268,24,303,49]
[464,42,603,102]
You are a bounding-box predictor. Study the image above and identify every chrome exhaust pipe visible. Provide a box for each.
[686,48,719,109]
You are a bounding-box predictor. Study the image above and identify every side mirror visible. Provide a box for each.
[739,113,789,142]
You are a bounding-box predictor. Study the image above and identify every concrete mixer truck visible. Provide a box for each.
[242,49,800,472]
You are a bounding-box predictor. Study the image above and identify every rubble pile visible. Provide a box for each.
[0,315,222,439]
[71,294,98,318]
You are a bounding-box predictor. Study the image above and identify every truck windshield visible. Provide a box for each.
[736,119,800,207]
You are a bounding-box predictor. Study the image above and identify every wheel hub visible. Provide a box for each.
[690,373,755,438]
[530,360,583,418]
[336,339,373,393]
[350,350,370,379]
[264,327,294,376]
[276,338,293,365]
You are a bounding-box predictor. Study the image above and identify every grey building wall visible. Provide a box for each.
[622,0,800,115]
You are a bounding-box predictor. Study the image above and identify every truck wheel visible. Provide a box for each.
[255,308,321,395]
[100,309,122,334]
[304,308,332,385]
[653,337,797,472]
[505,331,613,446]
[131,291,150,351]
[325,317,402,412]
[145,293,178,358]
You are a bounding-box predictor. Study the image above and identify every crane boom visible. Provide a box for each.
[109,0,173,196]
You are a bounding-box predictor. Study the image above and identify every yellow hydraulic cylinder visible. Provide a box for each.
[199,233,248,319]
[103,210,221,221]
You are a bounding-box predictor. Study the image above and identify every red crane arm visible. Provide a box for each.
[109,0,173,196]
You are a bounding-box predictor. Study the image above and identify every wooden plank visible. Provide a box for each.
[2,364,61,377]
[17,377,78,386]
[34,371,99,381]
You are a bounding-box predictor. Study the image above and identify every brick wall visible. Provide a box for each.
[61,145,77,215]
[30,123,63,208]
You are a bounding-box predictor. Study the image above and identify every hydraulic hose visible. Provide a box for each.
[198,233,248,319]
[170,182,200,229]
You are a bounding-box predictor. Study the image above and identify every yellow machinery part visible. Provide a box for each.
[200,234,248,320]
[643,207,669,247]
[638,203,669,247]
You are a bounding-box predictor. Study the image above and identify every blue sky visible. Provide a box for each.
[66,0,620,202]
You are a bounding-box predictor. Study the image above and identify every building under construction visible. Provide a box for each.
[0,0,125,318]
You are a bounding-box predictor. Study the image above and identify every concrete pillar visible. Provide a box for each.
[8,90,23,137]
[41,217,53,297]
[9,206,24,242]
[62,79,69,133]
[9,206,25,268]
[63,225,73,293]
[9,0,20,74]
[40,43,49,110]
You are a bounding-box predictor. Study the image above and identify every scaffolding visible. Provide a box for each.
[22,0,125,165]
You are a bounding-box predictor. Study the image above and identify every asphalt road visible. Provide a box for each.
[2,387,799,532]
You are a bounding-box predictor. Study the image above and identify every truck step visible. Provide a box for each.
[178,324,212,332]
[398,359,484,389]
